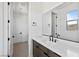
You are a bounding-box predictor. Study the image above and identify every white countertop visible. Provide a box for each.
[32,36,79,57]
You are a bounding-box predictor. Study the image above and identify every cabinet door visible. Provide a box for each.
[33,45,48,57]
[33,45,39,57]
[33,40,49,57]
[38,48,48,57]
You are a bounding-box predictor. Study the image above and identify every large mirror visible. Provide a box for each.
[67,10,78,31]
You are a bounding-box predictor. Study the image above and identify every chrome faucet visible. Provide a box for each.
[48,33,60,43]
[55,33,60,38]
[49,35,53,41]
[54,33,60,43]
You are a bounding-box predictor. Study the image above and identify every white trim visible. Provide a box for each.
[3,2,8,57]
[28,3,33,57]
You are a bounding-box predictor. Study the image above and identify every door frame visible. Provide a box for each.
[8,2,14,57]
[3,2,8,57]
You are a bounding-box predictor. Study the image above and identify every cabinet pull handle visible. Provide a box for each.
[43,52,49,57]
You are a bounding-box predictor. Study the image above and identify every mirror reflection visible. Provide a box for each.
[67,10,78,31]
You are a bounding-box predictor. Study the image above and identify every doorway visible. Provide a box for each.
[8,2,29,57]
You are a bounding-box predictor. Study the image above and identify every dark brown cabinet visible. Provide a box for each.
[33,40,61,57]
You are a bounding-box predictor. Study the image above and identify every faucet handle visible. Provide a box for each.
[55,33,60,38]
[49,36,51,41]
[54,39,56,43]
[57,34,60,38]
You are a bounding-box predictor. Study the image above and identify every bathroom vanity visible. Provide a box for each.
[33,40,61,57]
[32,36,79,57]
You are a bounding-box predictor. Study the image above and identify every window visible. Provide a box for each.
[67,10,78,31]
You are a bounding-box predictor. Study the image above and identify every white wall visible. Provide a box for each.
[42,2,64,13]
[12,2,28,43]
[42,11,52,35]
[28,2,43,56]
[31,2,63,37]
[13,12,28,43]
[31,2,43,37]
